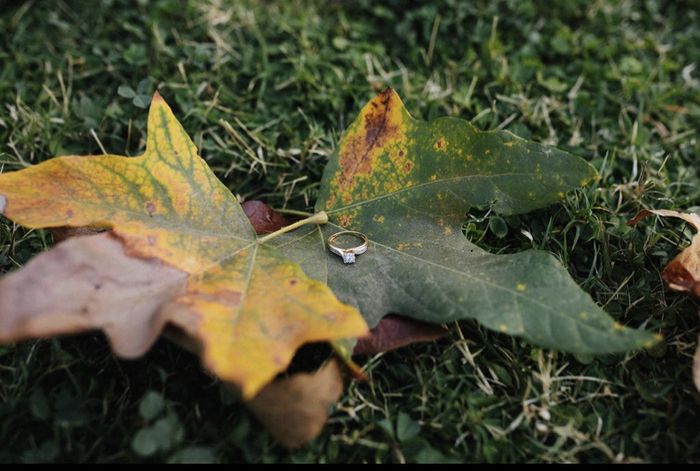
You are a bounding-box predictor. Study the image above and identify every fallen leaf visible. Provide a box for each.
[246,359,344,449]
[241,200,289,234]
[629,208,700,393]
[0,233,186,355]
[276,89,655,354]
[353,314,447,356]
[629,209,700,296]
[7,196,369,448]
[0,93,368,398]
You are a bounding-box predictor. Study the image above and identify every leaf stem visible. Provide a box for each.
[331,340,368,382]
[271,207,315,217]
[257,211,328,244]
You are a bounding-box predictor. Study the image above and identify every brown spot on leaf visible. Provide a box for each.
[326,194,337,208]
[338,89,400,189]
[147,235,156,246]
[403,161,414,173]
[146,202,156,216]
[66,209,74,218]
[338,214,352,227]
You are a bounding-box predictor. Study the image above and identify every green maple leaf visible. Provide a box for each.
[273,89,656,354]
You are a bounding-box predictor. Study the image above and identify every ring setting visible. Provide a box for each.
[328,231,369,264]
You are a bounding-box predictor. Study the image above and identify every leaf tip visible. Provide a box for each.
[379,86,396,98]
[151,90,164,102]
[376,87,406,110]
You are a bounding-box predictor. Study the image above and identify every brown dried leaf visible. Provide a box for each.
[631,208,700,393]
[0,233,187,357]
[353,314,447,356]
[241,200,289,234]
[246,359,344,449]
[629,209,700,295]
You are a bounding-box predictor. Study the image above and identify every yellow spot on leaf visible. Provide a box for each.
[516,283,526,292]
[338,214,352,227]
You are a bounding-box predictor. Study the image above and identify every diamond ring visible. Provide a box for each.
[328,231,369,264]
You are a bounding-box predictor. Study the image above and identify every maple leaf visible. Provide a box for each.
[275,89,656,354]
[0,93,368,398]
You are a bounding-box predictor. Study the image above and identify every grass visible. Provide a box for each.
[1,0,699,463]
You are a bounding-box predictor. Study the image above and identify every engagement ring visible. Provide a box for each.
[328,231,369,264]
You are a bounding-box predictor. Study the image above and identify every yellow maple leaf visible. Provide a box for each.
[0,92,368,398]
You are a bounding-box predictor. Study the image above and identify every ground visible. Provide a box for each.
[0,0,699,463]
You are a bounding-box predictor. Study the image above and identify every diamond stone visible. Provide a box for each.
[341,252,356,264]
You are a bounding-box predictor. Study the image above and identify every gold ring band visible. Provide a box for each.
[328,231,369,264]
